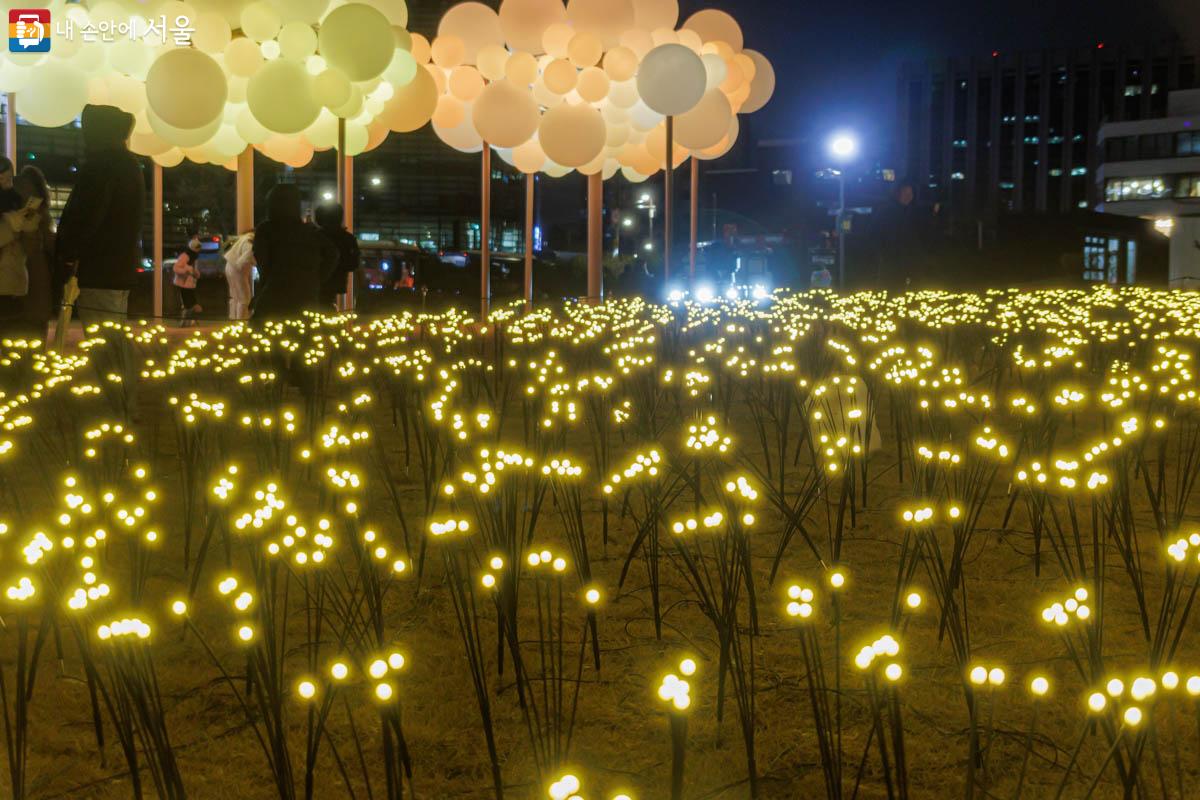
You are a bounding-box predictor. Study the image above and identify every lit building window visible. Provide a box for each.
[1124,85,1143,96]
[1104,176,1170,202]
[1049,168,1063,177]
[951,172,965,181]
[1070,166,1087,176]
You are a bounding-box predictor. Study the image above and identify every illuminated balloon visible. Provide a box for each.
[154,148,185,168]
[506,51,539,86]
[438,2,505,64]
[477,44,509,81]
[278,22,318,60]
[431,36,466,69]
[576,67,609,103]
[636,44,706,116]
[740,50,775,114]
[146,48,227,131]
[148,107,222,147]
[472,79,539,148]
[632,0,678,31]
[235,104,272,144]
[568,32,603,68]
[357,0,409,26]
[449,66,485,102]
[603,47,638,82]
[129,130,173,157]
[567,0,635,49]
[542,23,575,59]
[383,48,419,87]
[702,53,727,91]
[241,2,282,42]
[266,0,329,24]
[410,33,432,64]
[225,37,265,78]
[673,88,731,150]
[433,115,484,153]
[512,137,547,173]
[18,61,87,128]
[247,58,321,134]
[313,69,353,110]
[682,9,744,51]
[318,3,396,81]
[378,64,438,132]
[498,0,567,55]
[539,102,606,168]
[543,59,577,94]
[432,95,466,129]
[192,13,232,54]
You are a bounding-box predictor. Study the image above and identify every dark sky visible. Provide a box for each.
[681,0,1198,159]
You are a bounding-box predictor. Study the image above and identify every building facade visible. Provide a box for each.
[897,42,1200,224]
[1096,89,1200,286]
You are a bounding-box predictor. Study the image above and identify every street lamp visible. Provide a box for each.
[370,175,383,187]
[826,132,859,290]
[636,193,658,242]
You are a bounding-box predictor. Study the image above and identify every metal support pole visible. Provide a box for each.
[587,172,603,304]
[342,155,354,310]
[335,118,356,311]
[689,158,698,283]
[837,173,846,290]
[153,163,163,318]
[236,147,254,232]
[481,144,491,318]
[524,173,534,313]
[664,116,673,286]
[4,94,15,163]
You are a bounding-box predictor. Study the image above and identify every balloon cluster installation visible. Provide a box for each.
[431,0,775,181]
[0,0,425,169]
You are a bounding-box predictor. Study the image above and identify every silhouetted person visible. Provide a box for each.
[314,203,359,311]
[57,105,145,326]
[251,184,338,320]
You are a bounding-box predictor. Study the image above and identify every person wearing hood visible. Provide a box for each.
[0,156,41,337]
[56,104,145,326]
[173,234,202,326]
[251,183,338,320]
[314,203,359,311]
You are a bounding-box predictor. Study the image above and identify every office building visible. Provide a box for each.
[1097,88,1200,286]
[896,42,1200,223]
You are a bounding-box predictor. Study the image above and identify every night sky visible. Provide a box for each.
[682,0,1197,159]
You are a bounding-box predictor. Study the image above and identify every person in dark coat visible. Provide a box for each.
[56,104,145,326]
[251,184,338,320]
[314,203,360,311]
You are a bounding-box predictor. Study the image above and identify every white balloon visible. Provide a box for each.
[498,0,566,55]
[247,58,321,134]
[472,79,539,148]
[438,2,505,64]
[145,48,227,130]
[19,61,88,128]
[636,44,706,116]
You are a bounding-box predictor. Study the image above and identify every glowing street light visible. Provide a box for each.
[829,132,859,161]
[370,176,383,187]
[824,131,860,290]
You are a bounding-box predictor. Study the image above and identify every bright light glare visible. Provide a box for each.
[829,132,859,160]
